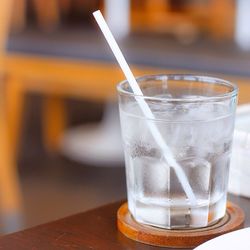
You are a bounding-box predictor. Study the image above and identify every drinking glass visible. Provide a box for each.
[117,74,238,229]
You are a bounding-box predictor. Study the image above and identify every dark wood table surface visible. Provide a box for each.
[0,194,249,250]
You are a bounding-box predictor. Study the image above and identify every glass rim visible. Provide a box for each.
[117,74,238,102]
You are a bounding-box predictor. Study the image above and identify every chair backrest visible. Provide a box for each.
[0,0,13,54]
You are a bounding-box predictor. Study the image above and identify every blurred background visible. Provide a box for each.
[1,0,250,234]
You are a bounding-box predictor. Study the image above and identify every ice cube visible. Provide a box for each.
[136,202,170,228]
[211,152,230,197]
[179,157,211,198]
[133,156,170,197]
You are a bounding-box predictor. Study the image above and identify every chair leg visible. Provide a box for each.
[32,0,60,31]
[42,96,67,153]
[5,76,25,159]
[0,82,23,233]
[10,0,27,32]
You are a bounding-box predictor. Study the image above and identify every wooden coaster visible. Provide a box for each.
[117,202,245,248]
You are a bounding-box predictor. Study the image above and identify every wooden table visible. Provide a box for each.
[0,195,249,249]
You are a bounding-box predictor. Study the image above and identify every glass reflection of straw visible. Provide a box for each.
[93,10,197,206]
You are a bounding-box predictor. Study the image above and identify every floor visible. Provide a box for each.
[20,156,126,230]
[14,94,126,232]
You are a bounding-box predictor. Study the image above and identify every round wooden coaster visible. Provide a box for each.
[117,202,245,248]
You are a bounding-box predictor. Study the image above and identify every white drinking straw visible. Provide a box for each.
[93,10,197,206]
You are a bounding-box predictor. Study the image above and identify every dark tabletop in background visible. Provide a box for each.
[7,29,250,77]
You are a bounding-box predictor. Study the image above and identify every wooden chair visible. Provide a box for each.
[131,0,235,40]
[11,0,60,32]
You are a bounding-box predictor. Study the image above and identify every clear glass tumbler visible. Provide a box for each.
[117,74,238,229]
